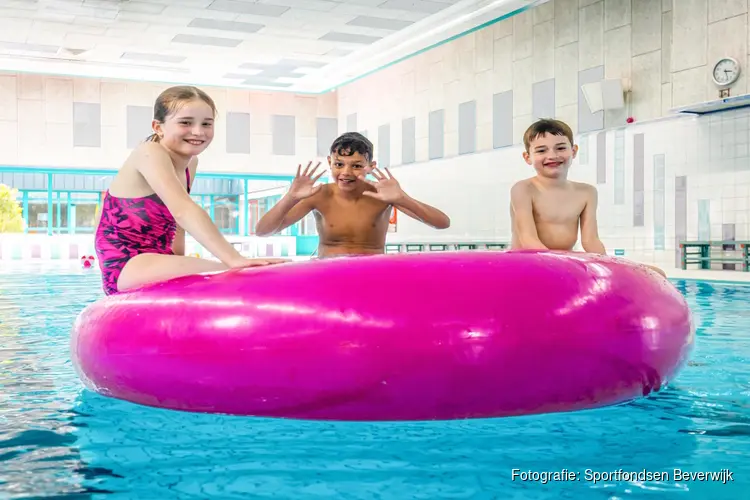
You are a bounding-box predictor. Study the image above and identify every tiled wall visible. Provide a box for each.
[0,73,338,174]
[337,0,747,158]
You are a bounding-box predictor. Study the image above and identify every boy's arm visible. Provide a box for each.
[580,185,606,254]
[393,195,451,229]
[255,193,316,236]
[510,182,548,249]
[358,168,449,229]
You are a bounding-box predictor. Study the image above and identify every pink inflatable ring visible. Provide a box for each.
[70,250,694,421]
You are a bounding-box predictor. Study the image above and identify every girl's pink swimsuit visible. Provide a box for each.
[94,168,191,295]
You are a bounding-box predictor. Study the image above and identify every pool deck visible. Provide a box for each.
[665,268,750,283]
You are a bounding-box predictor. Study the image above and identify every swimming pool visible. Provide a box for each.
[0,264,747,499]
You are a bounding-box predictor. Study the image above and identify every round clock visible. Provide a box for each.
[712,57,741,87]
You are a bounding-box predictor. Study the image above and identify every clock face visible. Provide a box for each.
[713,58,741,86]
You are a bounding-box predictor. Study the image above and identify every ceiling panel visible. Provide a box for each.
[187,18,266,33]
[121,52,187,64]
[118,2,167,15]
[346,15,414,30]
[318,31,383,44]
[208,1,290,17]
[377,0,449,15]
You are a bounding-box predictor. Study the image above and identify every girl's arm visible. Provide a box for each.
[132,143,245,267]
[172,157,197,256]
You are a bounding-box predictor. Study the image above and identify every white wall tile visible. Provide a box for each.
[0,76,17,121]
[0,120,18,163]
[73,78,101,104]
[477,122,493,151]
[512,58,533,117]
[579,1,604,70]
[555,42,579,106]
[672,66,708,107]
[492,35,514,93]
[604,0,631,31]
[46,123,73,163]
[17,99,44,124]
[17,75,43,100]
[513,10,534,60]
[493,17,513,39]
[533,20,555,82]
[661,82,673,114]
[671,0,708,72]
[632,0,662,56]
[708,0,747,23]
[604,25,632,127]
[475,28,494,73]
[662,10,672,83]
[556,103,578,133]
[604,25,632,80]
[45,78,73,124]
[555,0,579,47]
[631,51,662,122]
[513,114,533,145]
[534,0,555,24]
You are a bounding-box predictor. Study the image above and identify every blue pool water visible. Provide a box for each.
[0,264,748,499]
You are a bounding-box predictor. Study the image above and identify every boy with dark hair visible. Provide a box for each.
[255,132,450,258]
[510,119,666,277]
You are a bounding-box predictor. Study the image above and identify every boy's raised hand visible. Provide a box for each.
[358,167,406,203]
[289,161,325,200]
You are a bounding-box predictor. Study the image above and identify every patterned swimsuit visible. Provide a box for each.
[95,169,191,295]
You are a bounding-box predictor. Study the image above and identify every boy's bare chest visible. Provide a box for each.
[314,198,390,239]
[531,192,586,223]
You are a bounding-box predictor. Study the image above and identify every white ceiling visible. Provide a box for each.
[0,0,542,93]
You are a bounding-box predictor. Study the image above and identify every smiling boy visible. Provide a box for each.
[255,132,450,257]
[510,119,667,277]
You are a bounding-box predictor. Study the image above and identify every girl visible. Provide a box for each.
[95,85,287,295]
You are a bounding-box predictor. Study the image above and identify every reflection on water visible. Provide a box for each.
[0,265,748,499]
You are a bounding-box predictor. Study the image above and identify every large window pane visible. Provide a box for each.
[213,195,239,234]
[27,201,49,232]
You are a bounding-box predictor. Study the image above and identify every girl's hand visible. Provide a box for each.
[230,257,290,269]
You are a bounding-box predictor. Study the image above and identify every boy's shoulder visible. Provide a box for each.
[510,177,535,192]
[569,180,598,197]
[319,183,334,196]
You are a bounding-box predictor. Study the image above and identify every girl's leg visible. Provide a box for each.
[117,253,228,293]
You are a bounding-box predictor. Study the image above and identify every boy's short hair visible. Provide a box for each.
[330,132,373,162]
[523,119,575,151]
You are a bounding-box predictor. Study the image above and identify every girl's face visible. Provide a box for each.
[153,99,215,157]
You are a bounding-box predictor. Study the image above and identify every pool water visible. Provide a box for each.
[0,264,747,499]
